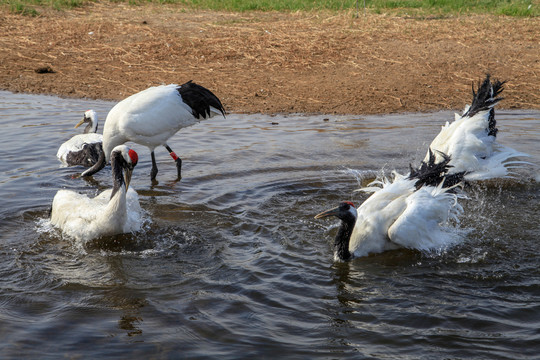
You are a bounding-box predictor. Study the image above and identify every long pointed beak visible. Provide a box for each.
[124,168,133,189]
[74,118,86,128]
[314,206,340,219]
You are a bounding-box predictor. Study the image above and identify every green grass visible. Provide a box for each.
[369,0,538,16]
[2,0,85,15]
[167,0,539,16]
[7,0,40,15]
[1,0,538,16]
[171,0,357,11]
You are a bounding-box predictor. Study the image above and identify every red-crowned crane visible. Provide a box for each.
[57,110,103,167]
[51,145,142,241]
[315,75,529,261]
[81,81,225,181]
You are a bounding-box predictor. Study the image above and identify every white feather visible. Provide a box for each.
[56,133,102,165]
[388,182,464,250]
[80,82,225,180]
[50,187,142,242]
[57,110,102,166]
[426,109,529,180]
[51,145,142,242]
[349,174,463,258]
[102,84,222,161]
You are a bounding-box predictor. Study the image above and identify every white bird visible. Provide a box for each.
[57,110,104,167]
[81,81,225,181]
[316,154,464,261]
[51,145,142,242]
[315,74,530,261]
[425,74,529,181]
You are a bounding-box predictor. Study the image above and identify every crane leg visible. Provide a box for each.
[165,144,182,180]
[150,151,158,180]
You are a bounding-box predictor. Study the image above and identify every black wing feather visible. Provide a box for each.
[177,80,225,119]
[408,149,465,190]
[65,142,103,167]
[462,74,505,138]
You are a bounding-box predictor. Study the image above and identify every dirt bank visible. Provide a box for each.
[1,2,539,114]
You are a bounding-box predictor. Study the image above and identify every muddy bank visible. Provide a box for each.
[1,3,539,114]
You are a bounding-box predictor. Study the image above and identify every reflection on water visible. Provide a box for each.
[0,91,539,358]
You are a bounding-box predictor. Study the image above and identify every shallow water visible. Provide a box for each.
[0,91,539,359]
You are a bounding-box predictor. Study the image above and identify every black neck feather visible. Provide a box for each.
[334,215,356,261]
[80,145,106,177]
[110,152,125,200]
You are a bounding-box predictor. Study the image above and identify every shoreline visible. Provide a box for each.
[1,4,539,115]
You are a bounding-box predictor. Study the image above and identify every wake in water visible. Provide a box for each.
[36,208,152,255]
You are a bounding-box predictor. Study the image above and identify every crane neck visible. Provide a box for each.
[110,152,126,200]
[83,122,94,134]
[80,146,106,177]
[83,113,99,134]
[334,215,356,262]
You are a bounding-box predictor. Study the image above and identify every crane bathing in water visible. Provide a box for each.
[81,81,225,181]
[315,74,530,261]
[316,153,465,261]
[50,145,142,242]
[57,110,103,167]
[425,74,529,180]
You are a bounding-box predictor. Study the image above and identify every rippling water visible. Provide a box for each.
[0,91,538,359]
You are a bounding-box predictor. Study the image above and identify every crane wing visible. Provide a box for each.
[387,184,463,251]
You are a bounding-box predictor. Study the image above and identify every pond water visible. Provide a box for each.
[0,91,538,359]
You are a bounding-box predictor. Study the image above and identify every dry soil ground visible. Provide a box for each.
[1,2,539,114]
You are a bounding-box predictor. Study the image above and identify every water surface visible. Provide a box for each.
[0,91,539,359]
